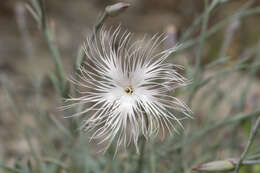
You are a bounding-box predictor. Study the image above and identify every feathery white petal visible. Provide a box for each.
[65,26,191,153]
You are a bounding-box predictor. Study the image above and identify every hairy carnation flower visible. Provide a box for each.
[65,26,191,152]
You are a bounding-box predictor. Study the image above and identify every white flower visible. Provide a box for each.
[65,26,191,153]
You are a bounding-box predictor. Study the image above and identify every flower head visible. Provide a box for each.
[65,26,191,153]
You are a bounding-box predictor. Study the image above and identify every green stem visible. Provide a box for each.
[44,28,69,98]
[136,112,149,173]
[36,0,68,97]
[176,3,260,54]
[164,109,260,154]
[242,160,260,165]
[93,12,108,40]
[188,0,210,106]
[75,12,108,71]
[234,116,260,173]
[44,29,65,83]
[136,137,146,173]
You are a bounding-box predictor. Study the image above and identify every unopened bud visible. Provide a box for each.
[105,2,130,17]
[164,24,178,48]
[192,160,235,172]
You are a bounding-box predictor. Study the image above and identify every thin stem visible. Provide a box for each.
[242,160,260,165]
[27,0,68,97]
[39,0,66,85]
[247,153,260,160]
[136,137,146,173]
[75,2,129,70]
[194,0,209,73]
[75,12,108,70]
[44,28,66,87]
[175,1,259,54]
[136,112,149,173]
[234,115,260,173]
[188,0,210,106]
[163,109,260,155]
[93,12,108,40]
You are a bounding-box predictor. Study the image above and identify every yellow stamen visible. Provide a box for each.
[125,87,133,94]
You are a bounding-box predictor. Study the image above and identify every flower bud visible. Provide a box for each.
[105,2,130,17]
[192,160,235,172]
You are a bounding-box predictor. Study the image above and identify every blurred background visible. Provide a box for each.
[1,0,260,172]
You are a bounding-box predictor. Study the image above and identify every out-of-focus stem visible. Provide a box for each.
[242,160,260,165]
[219,18,240,58]
[44,28,67,95]
[27,0,68,97]
[136,137,146,173]
[136,112,149,173]
[16,2,35,62]
[39,0,68,97]
[234,115,260,173]
[164,109,260,154]
[188,0,210,106]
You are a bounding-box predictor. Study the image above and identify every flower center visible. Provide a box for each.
[125,87,133,94]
